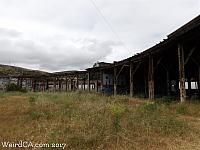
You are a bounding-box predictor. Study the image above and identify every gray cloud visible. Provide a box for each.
[0,35,116,71]
[0,28,21,37]
[0,0,199,71]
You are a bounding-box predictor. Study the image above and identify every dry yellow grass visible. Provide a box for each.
[0,92,200,150]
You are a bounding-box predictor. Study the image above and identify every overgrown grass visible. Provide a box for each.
[0,92,200,149]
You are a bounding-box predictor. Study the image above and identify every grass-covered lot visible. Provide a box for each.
[0,92,200,149]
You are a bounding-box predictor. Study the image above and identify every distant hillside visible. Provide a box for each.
[0,64,51,77]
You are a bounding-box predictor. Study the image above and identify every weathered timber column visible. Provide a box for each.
[148,55,154,100]
[100,71,103,91]
[46,80,49,91]
[130,63,134,97]
[70,79,73,91]
[87,72,90,91]
[166,70,170,96]
[31,80,34,92]
[42,81,45,92]
[144,75,147,97]
[80,81,83,90]
[198,67,200,95]
[188,78,191,97]
[76,75,79,90]
[33,80,36,92]
[83,78,86,90]
[96,80,98,92]
[54,78,57,92]
[178,43,186,102]
[65,77,68,91]
[58,80,62,91]
[114,67,117,96]
[18,78,23,88]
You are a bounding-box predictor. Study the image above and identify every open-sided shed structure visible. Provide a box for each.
[1,15,200,102]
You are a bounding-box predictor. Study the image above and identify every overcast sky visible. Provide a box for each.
[0,0,199,72]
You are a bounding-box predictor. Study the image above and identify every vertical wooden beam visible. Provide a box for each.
[130,63,134,97]
[46,79,49,91]
[18,78,23,88]
[166,70,170,96]
[188,78,191,97]
[96,80,98,92]
[59,80,62,91]
[31,79,34,92]
[114,67,117,96]
[198,67,200,95]
[70,79,73,91]
[148,55,154,100]
[54,78,57,92]
[76,75,79,90]
[144,76,147,97]
[66,77,68,91]
[88,72,90,91]
[178,43,186,102]
[83,78,86,90]
[100,71,103,91]
[33,80,36,92]
[81,81,83,90]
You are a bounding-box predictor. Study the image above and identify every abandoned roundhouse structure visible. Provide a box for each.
[0,15,200,102]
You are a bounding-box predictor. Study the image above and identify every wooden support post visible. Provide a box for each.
[83,78,86,90]
[59,80,62,91]
[178,43,186,102]
[81,81,83,90]
[33,80,36,92]
[46,80,49,91]
[18,78,23,88]
[100,71,103,91]
[66,77,68,91]
[43,81,45,92]
[88,72,90,91]
[17,78,19,86]
[70,79,73,91]
[130,63,134,97]
[148,55,154,100]
[31,80,34,92]
[166,70,170,96]
[54,78,57,92]
[96,80,98,92]
[188,78,191,97]
[114,67,117,96]
[199,67,200,95]
[144,76,147,97]
[76,75,79,90]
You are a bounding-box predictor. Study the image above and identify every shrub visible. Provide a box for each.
[109,103,125,133]
[6,83,27,93]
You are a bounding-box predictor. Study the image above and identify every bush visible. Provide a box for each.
[109,103,126,133]
[6,83,27,93]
